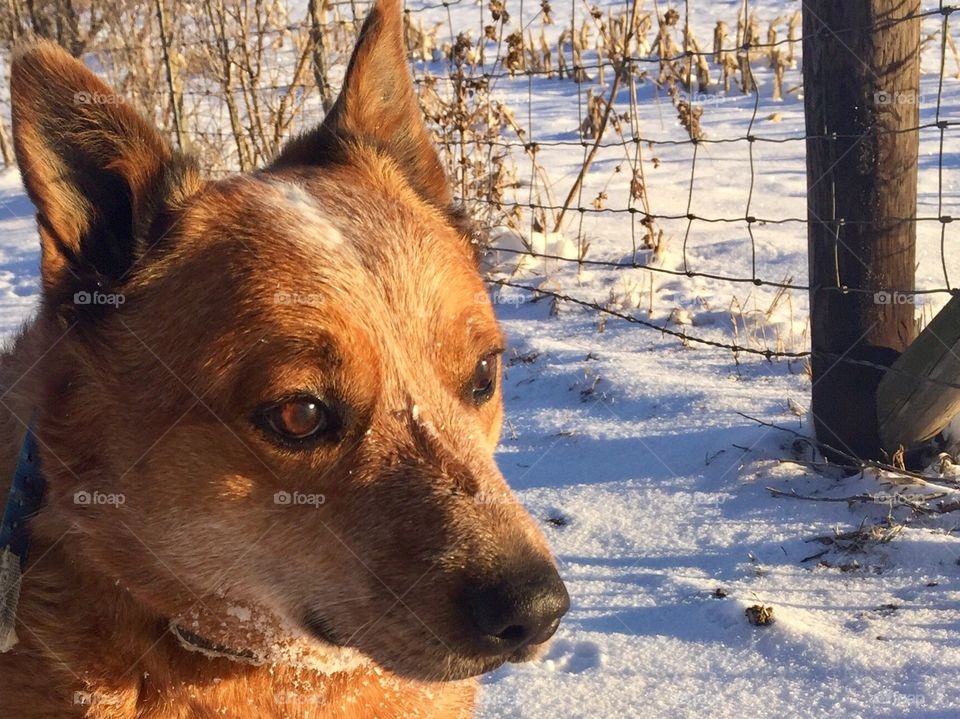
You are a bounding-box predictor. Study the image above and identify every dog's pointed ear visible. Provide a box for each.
[271,0,451,209]
[11,40,200,298]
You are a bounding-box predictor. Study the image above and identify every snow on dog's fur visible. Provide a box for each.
[0,1,568,716]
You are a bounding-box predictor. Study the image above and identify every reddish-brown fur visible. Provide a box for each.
[0,1,565,716]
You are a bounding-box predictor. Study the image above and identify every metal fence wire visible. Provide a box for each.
[0,0,958,388]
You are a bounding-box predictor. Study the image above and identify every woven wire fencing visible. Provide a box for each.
[0,0,958,373]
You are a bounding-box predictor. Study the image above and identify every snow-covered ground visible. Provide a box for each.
[3,1,960,716]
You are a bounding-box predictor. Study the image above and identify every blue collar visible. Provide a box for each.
[0,438,261,662]
[0,434,256,661]
[0,427,44,651]
[0,427,45,567]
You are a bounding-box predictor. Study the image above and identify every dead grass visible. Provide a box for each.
[0,1,813,229]
[0,1,946,364]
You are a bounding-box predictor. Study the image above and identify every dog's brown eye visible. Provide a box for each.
[277,399,324,437]
[256,395,340,446]
[469,353,500,405]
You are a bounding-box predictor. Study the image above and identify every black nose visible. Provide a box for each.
[463,565,569,651]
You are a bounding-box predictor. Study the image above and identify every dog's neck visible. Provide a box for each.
[5,525,478,717]
[16,512,387,708]
[0,427,267,666]
[0,419,370,679]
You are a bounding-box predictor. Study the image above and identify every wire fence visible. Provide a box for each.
[394,0,959,376]
[0,0,958,387]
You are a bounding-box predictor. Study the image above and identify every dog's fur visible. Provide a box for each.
[0,1,566,716]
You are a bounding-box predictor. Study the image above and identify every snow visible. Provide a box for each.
[1,0,960,716]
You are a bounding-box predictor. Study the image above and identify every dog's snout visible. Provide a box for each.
[463,564,569,651]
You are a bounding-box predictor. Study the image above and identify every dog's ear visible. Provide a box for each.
[271,0,451,209]
[11,40,199,299]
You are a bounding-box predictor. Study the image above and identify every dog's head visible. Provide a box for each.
[10,0,567,682]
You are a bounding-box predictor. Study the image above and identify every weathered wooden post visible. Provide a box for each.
[803,0,921,461]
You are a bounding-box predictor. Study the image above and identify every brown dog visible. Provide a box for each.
[0,0,568,716]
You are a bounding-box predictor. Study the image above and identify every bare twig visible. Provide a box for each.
[766,486,946,514]
[153,0,184,151]
[736,412,937,483]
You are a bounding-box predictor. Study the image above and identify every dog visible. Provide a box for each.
[0,0,569,716]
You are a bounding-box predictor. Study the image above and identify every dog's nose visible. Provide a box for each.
[463,565,569,650]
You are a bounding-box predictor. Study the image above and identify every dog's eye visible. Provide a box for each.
[256,395,340,446]
[469,352,500,405]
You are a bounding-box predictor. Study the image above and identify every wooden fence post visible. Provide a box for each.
[803,0,921,461]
